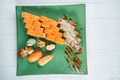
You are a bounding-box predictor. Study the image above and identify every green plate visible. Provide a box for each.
[16,4,87,75]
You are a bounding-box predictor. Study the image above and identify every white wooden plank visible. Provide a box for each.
[16,0,120,3]
[110,77,120,80]
[0,66,119,80]
[86,66,120,80]
[0,3,15,20]
[1,2,120,19]
[0,35,16,51]
[22,75,86,80]
[0,0,16,4]
[86,19,120,35]
[0,51,16,66]
[86,3,120,19]
[86,0,120,3]
[18,66,120,80]
[0,66,21,80]
[0,1,16,36]
[0,19,16,34]
[87,50,120,66]
[17,0,85,4]
[87,35,120,50]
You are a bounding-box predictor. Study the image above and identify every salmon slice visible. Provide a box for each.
[40,16,58,28]
[52,32,63,38]
[25,24,32,29]
[37,33,46,38]
[41,21,51,28]
[27,30,36,36]
[34,29,45,38]
[30,15,40,21]
[34,28,44,32]
[23,18,33,25]
[39,16,49,22]
[22,12,32,18]
[28,50,43,63]
[46,34,55,42]
[32,21,41,28]
[44,28,53,34]
[55,38,65,44]
[25,24,35,30]
[50,26,60,32]
[48,19,58,27]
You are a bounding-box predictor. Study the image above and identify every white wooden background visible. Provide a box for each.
[0,0,120,80]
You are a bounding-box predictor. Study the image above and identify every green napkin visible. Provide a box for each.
[16,4,87,76]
